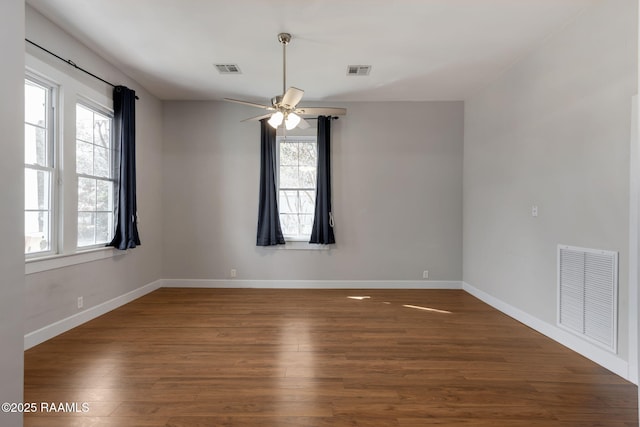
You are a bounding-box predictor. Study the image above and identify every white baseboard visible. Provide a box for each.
[24,279,163,350]
[161,279,463,290]
[462,281,632,382]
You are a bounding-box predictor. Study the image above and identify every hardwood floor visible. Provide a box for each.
[24,288,638,426]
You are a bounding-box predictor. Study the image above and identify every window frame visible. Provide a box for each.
[276,135,318,242]
[24,72,60,259]
[75,99,117,249]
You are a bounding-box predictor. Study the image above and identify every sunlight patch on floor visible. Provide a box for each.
[403,304,452,314]
[346,296,451,314]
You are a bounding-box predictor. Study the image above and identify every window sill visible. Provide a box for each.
[25,246,127,275]
[278,241,332,251]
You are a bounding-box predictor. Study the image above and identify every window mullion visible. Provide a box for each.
[24,164,54,173]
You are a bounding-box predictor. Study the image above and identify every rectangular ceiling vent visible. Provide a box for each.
[557,245,618,352]
[214,64,242,74]
[347,65,371,76]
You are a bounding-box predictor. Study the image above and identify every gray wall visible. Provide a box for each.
[464,0,637,360]
[24,7,165,334]
[0,0,25,426]
[162,101,464,281]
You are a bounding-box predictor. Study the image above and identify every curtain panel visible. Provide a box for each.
[309,115,335,244]
[108,85,141,250]
[256,119,285,246]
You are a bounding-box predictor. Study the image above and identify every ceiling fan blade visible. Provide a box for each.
[281,87,304,108]
[294,107,347,116]
[297,118,311,129]
[241,113,273,122]
[224,98,273,110]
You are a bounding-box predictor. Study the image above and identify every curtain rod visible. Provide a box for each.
[26,38,139,100]
[303,117,340,121]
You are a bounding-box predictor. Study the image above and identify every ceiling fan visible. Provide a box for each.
[224,32,346,130]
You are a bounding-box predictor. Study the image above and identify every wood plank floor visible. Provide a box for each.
[24,288,638,426]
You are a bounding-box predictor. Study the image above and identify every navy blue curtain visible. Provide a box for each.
[108,86,140,250]
[256,119,285,246]
[309,116,335,244]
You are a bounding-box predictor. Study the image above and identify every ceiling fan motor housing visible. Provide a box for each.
[271,95,283,107]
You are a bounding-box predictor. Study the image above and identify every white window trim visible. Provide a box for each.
[25,53,125,273]
[26,246,127,275]
[276,241,331,251]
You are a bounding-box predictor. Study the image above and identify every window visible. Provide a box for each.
[277,136,317,240]
[24,54,119,270]
[76,103,116,247]
[24,76,57,255]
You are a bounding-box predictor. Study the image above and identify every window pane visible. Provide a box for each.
[300,190,316,214]
[94,114,110,148]
[25,124,48,166]
[300,214,315,236]
[279,190,299,214]
[279,142,298,166]
[280,213,299,236]
[76,141,93,175]
[95,212,112,244]
[76,103,113,178]
[25,169,50,210]
[77,212,96,247]
[78,177,96,211]
[96,179,113,211]
[299,166,316,189]
[25,211,50,254]
[94,146,110,178]
[298,143,317,166]
[280,166,299,188]
[24,81,46,126]
[76,104,94,143]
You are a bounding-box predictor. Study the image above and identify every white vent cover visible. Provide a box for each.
[557,245,618,352]
[214,64,242,74]
[347,65,371,76]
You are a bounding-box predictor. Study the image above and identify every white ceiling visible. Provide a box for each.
[27,0,597,102]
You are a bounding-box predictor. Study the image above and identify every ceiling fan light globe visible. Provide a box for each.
[268,111,284,128]
[285,112,301,130]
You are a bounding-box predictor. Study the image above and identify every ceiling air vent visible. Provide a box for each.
[347,65,371,76]
[215,64,242,74]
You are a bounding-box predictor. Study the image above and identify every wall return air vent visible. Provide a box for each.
[557,245,618,352]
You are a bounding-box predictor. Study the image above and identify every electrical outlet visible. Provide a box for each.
[230,269,237,278]
[531,205,539,217]
[423,270,429,279]
[77,296,83,309]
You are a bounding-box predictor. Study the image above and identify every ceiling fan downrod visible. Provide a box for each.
[278,33,291,96]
